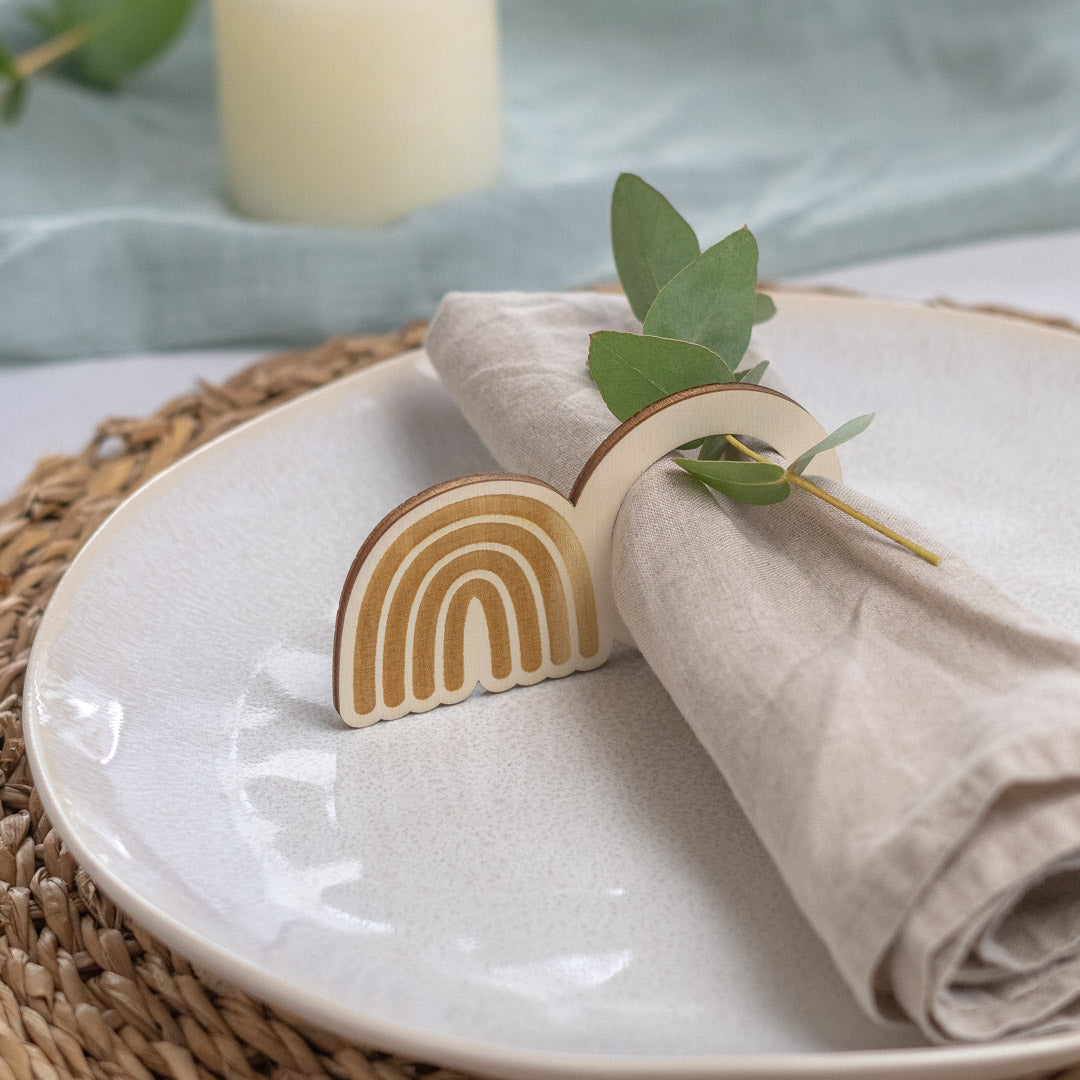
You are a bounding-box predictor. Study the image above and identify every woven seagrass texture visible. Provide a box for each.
[2,304,1080,1080]
[0,323,477,1080]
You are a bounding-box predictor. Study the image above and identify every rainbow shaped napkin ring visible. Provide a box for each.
[333,382,842,727]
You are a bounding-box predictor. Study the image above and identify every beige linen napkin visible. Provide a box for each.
[424,290,1080,1043]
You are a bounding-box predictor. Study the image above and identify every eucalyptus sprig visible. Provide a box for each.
[0,0,195,120]
[588,173,939,566]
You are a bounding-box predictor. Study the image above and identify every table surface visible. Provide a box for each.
[6,228,1080,505]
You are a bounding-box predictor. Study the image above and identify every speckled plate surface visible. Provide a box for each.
[23,296,1080,1079]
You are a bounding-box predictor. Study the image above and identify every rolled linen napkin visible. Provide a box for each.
[424,290,1080,1043]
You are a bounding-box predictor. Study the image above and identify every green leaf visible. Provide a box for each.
[734,359,769,385]
[0,39,26,121]
[753,292,777,324]
[24,6,68,35]
[2,76,27,120]
[790,413,875,477]
[643,226,760,368]
[679,459,785,484]
[676,458,791,505]
[45,0,196,88]
[696,433,730,460]
[0,39,15,77]
[611,173,700,322]
[587,331,735,422]
[25,0,84,34]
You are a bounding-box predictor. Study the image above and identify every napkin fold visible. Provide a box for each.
[424,290,1080,1043]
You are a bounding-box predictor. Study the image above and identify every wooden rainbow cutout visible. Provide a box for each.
[333,382,843,727]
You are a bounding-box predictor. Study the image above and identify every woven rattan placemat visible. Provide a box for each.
[0,324,473,1080]
[2,306,1080,1080]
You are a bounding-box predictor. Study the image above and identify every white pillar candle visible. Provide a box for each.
[211,0,502,228]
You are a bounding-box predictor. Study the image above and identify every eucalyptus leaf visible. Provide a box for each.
[25,1,76,35]
[43,0,196,88]
[2,76,26,120]
[0,40,25,120]
[643,227,759,367]
[25,9,63,35]
[680,459,785,484]
[753,292,777,324]
[585,175,935,563]
[734,359,769,385]
[587,331,735,422]
[676,458,791,505]
[611,173,700,322]
[695,431,769,461]
[696,434,728,460]
[790,413,875,476]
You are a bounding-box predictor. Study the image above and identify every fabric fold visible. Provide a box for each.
[424,290,1080,1042]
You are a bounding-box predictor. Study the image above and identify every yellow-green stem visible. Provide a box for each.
[14,24,94,79]
[723,435,941,566]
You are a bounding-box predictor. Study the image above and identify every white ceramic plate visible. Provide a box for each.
[24,295,1080,1079]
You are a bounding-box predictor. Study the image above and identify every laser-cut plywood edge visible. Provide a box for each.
[334,382,842,727]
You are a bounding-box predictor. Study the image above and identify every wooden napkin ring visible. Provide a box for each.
[333,382,842,727]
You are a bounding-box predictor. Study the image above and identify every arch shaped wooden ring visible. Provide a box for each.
[333,382,842,727]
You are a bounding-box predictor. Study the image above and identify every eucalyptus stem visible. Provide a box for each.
[12,24,94,78]
[723,435,941,566]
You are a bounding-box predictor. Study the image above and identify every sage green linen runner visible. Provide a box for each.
[4,0,1080,362]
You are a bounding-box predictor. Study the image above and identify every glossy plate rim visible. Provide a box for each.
[23,295,1080,1080]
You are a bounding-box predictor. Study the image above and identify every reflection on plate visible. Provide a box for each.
[24,296,1080,1079]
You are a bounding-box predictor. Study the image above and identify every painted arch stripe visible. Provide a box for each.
[388,544,547,708]
[428,576,515,698]
[353,493,598,714]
